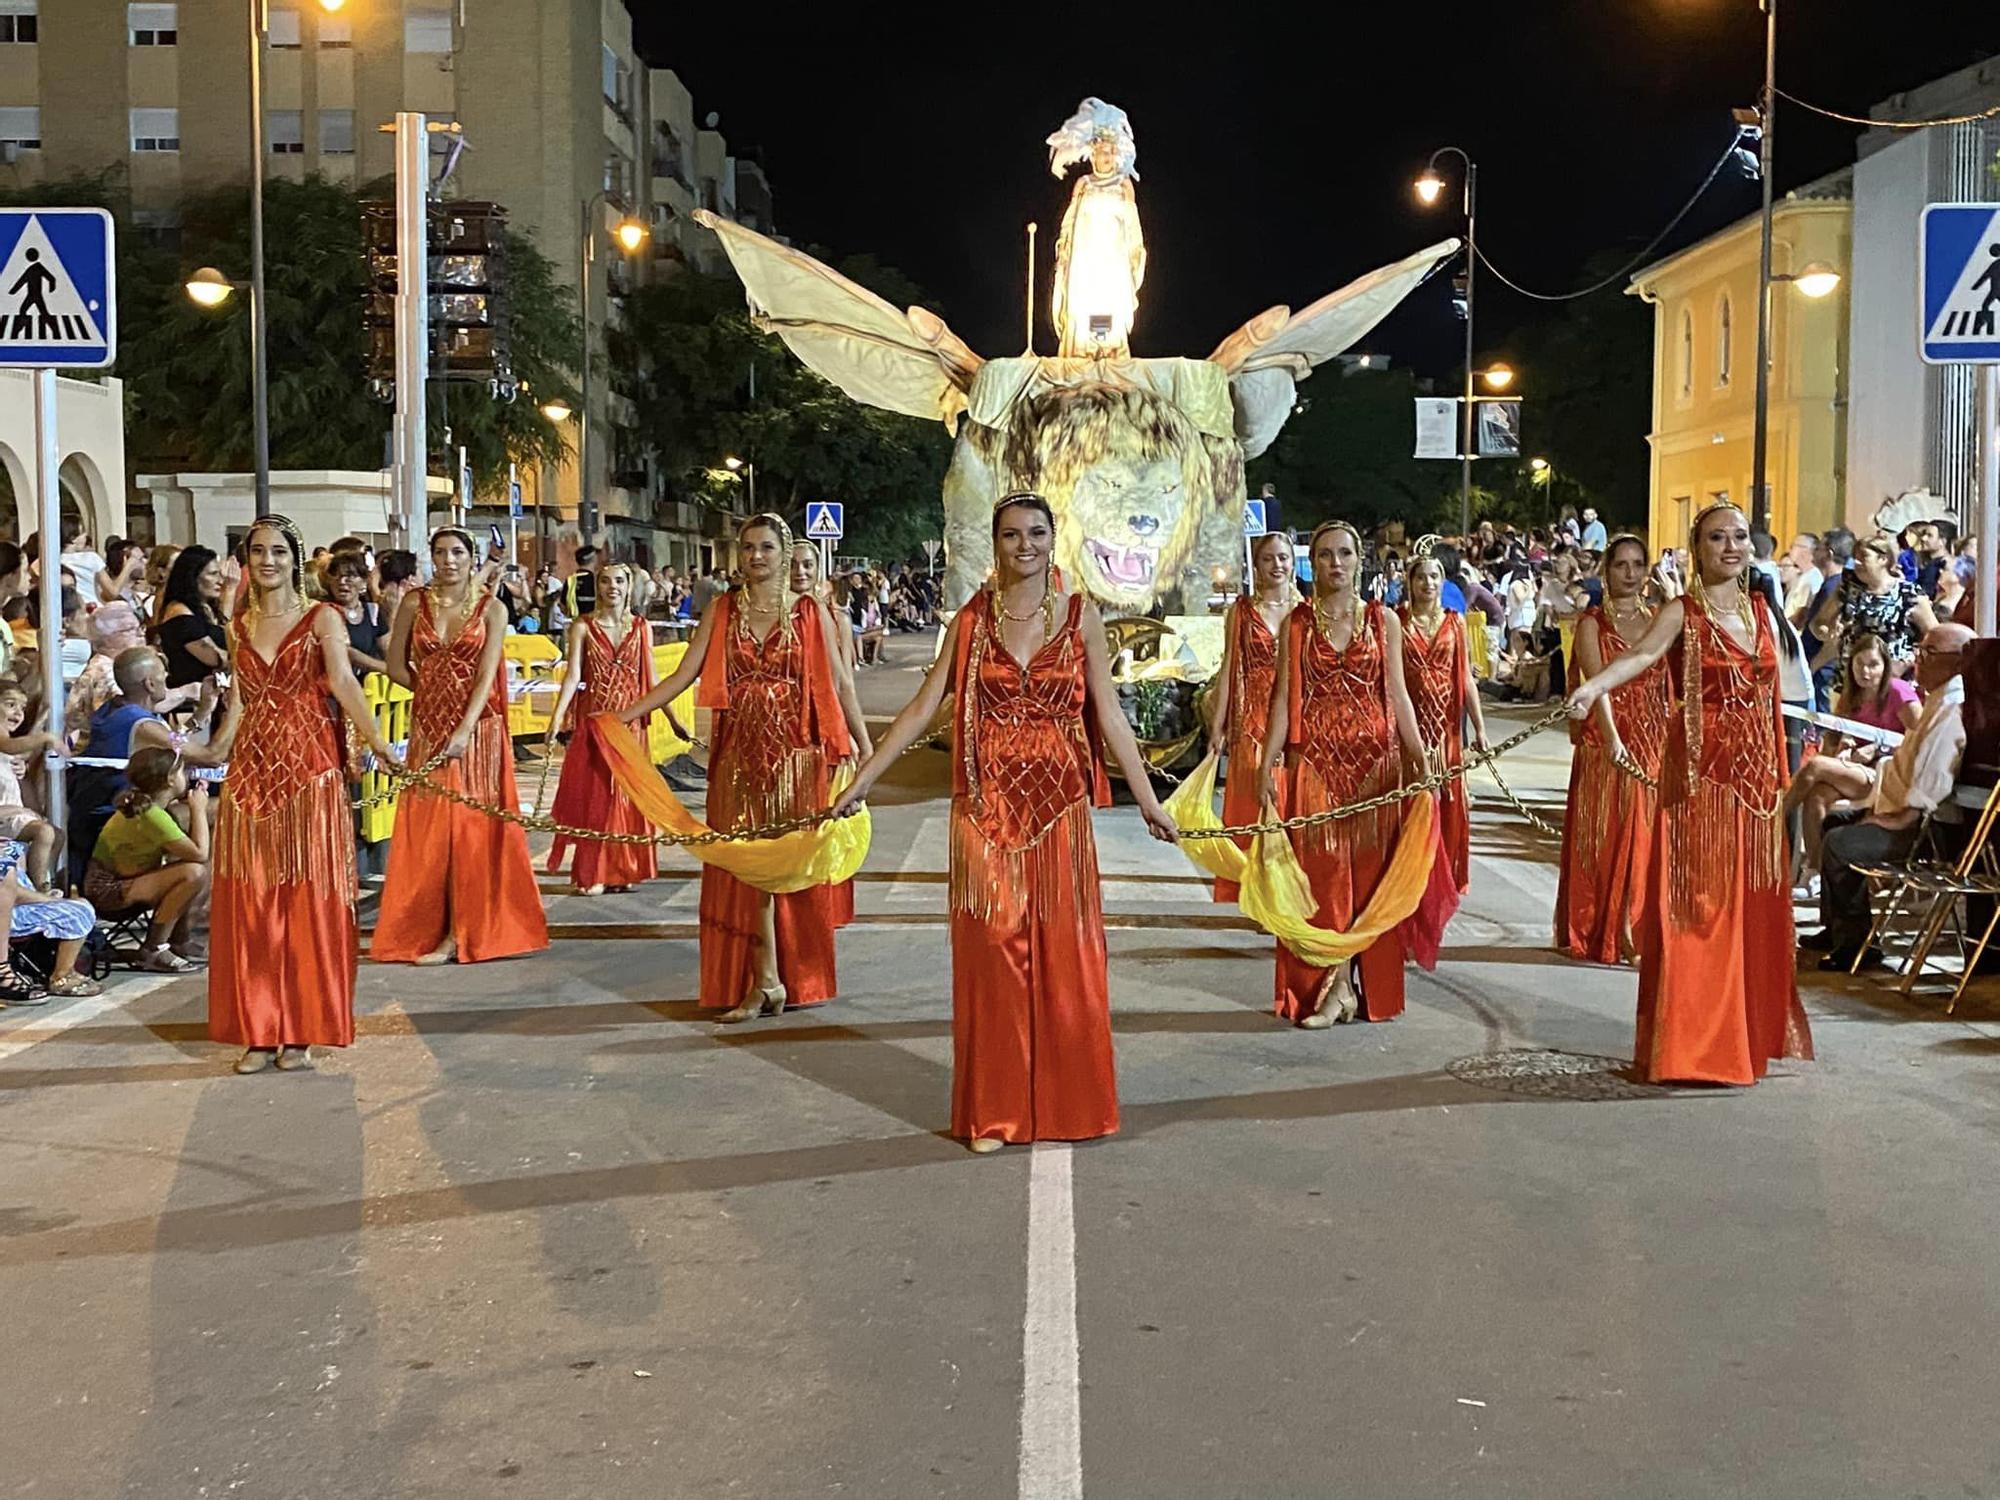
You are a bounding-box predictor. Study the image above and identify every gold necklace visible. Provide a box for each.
[996,582,1057,634]
[1313,592,1363,642]
[1693,574,1753,633]
[740,587,787,617]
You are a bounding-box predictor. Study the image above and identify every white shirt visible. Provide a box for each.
[59,548,106,601]
[1873,675,1966,819]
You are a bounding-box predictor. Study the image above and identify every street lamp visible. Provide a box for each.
[1481,363,1516,392]
[724,454,756,513]
[1781,262,1842,299]
[184,266,239,309]
[1416,145,1478,536]
[575,192,650,546]
[539,398,573,425]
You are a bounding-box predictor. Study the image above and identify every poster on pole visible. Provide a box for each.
[1413,398,1457,459]
[1476,399,1522,458]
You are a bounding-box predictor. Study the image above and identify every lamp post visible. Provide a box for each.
[576,192,649,548]
[1417,146,1477,537]
[1747,0,1781,537]
[539,397,572,569]
[724,454,755,513]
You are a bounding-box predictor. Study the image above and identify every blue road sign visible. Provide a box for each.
[508,478,524,519]
[1244,498,1268,536]
[805,501,844,540]
[1920,203,2000,364]
[0,208,116,369]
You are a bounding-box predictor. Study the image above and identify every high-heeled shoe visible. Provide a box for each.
[717,983,787,1024]
[1298,969,1358,1028]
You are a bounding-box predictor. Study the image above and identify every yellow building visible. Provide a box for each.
[1627,171,1852,556]
[0,0,762,570]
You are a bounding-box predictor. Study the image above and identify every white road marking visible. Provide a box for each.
[1020,1141,1083,1500]
[0,973,180,1064]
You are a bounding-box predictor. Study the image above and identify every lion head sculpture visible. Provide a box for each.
[942,373,1245,613]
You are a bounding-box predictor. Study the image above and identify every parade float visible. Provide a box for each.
[693,98,1457,767]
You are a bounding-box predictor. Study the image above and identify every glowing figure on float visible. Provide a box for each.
[1047,98,1146,359]
[690,97,1456,617]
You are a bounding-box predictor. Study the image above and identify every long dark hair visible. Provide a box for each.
[162,545,220,621]
[114,746,179,820]
[1746,568,1803,668]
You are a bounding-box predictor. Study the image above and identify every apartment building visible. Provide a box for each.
[0,0,771,568]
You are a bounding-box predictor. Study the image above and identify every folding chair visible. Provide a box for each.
[1854,778,2000,1009]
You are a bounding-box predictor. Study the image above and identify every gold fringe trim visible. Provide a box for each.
[1667,781,1783,929]
[722,745,822,831]
[1570,747,1656,890]
[215,766,358,895]
[949,797,1098,926]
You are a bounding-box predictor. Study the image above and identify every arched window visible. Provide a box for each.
[1716,293,1733,387]
[1678,307,1694,401]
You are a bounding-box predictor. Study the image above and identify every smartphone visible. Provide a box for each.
[489,525,505,556]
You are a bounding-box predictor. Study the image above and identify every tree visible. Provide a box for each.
[1247,366,1462,533]
[0,172,579,494]
[609,260,950,562]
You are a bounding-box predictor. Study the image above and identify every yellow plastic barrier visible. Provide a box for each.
[504,632,565,739]
[358,672,412,843]
[1466,612,1492,680]
[646,641,696,762]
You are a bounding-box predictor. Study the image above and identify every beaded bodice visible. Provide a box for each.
[1228,597,1280,749]
[1583,604,1671,776]
[960,592,1093,852]
[228,605,342,815]
[408,588,502,756]
[1398,607,1461,751]
[580,617,649,715]
[1293,600,1395,801]
[1680,598,1781,808]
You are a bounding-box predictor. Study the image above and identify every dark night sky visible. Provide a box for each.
[634,2,1998,375]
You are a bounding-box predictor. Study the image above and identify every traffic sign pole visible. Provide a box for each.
[1982,366,1998,638]
[32,370,63,829]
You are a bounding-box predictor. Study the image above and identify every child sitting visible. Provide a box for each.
[0,839,100,1002]
[0,684,62,890]
[83,746,209,973]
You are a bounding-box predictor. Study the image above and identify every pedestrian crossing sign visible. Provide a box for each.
[0,208,116,369]
[1244,498,1268,537]
[805,501,844,541]
[1919,203,2000,364]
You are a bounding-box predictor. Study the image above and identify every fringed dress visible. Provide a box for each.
[696,592,852,1009]
[208,605,359,1049]
[1215,595,1282,904]
[1275,600,1409,1022]
[1399,605,1472,894]
[948,592,1117,1144]
[548,617,658,890]
[1636,595,1812,1085]
[372,590,549,963]
[1555,604,1669,965]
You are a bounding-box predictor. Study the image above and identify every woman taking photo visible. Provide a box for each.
[206,515,402,1073]
[1567,503,1813,1087]
[835,493,1177,1151]
[1555,535,1671,965]
[372,527,548,966]
[1204,529,1294,903]
[324,551,387,678]
[1258,521,1428,1029]
[545,560,657,897]
[1398,546,1488,895]
[621,514,869,1020]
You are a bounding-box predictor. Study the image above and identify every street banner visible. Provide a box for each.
[1413,398,1457,459]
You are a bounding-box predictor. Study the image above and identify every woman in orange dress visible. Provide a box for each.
[790,541,860,927]
[1258,521,1432,1028]
[1397,549,1489,895]
[1555,534,1670,964]
[1204,529,1295,902]
[838,494,1178,1152]
[208,515,402,1074]
[372,527,549,966]
[546,560,657,895]
[1567,503,1812,1085]
[620,514,870,1020]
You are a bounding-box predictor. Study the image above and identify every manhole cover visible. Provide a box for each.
[1447,1048,1670,1102]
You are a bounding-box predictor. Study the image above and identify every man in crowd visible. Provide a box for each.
[1915,521,1955,599]
[1580,507,1607,552]
[565,545,599,621]
[1786,533,1822,620]
[1804,621,1973,971]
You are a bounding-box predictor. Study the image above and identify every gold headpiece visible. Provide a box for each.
[1685,499,1745,552]
[1412,533,1441,561]
[247,512,309,595]
[740,511,796,555]
[428,524,478,556]
[1307,519,1362,554]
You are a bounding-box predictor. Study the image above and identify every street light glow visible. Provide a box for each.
[1792,262,1841,299]
[1481,363,1515,391]
[1529,457,1549,475]
[316,0,348,10]
[540,399,573,424]
[184,267,236,308]
[1414,172,1445,206]
[724,456,746,471]
[614,218,650,254]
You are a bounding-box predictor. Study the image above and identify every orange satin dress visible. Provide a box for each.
[372,591,549,963]
[948,592,1117,1144]
[698,593,851,1009]
[1555,605,1669,965]
[548,617,658,890]
[1636,595,1812,1085]
[208,605,359,1049]
[1275,601,1408,1022]
[1215,595,1282,904]
[1399,606,1471,894]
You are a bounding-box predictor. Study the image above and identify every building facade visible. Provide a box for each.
[1628,176,1852,557]
[0,0,768,568]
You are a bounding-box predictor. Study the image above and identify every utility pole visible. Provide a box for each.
[1749,0,1778,537]
[391,111,429,544]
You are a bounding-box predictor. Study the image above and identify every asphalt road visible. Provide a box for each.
[3,632,1999,1499]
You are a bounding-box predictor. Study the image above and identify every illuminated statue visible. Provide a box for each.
[1046,98,1146,359]
[689,104,1456,616]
